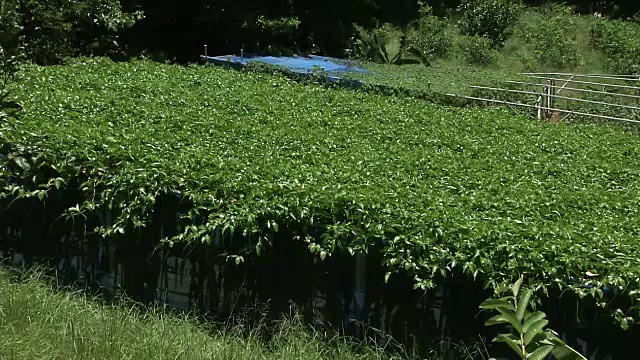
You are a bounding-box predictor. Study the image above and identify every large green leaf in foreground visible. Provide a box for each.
[1,58,639,321]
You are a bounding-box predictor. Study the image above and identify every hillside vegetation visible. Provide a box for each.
[350,3,640,91]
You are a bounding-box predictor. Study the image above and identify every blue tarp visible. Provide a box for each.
[203,54,370,77]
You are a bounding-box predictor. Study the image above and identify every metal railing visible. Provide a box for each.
[448,73,640,124]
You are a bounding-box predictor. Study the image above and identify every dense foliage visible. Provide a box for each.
[0,0,637,63]
[458,35,496,66]
[520,5,579,69]
[0,0,142,65]
[0,1,21,129]
[124,1,639,61]
[591,18,640,74]
[354,4,452,66]
[2,59,640,327]
[458,0,524,47]
[405,4,452,62]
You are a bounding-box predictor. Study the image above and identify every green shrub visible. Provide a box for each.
[243,15,301,55]
[13,0,143,65]
[353,23,400,63]
[0,0,22,53]
[481,277,587,360]
[406,3,452,61]
[354,4,452,66]
[353,24,394,62]
[1,0,22,128]
[459,35,496,66]
[522,5,578,69]
[458,0,524,48]
[591,18,640,74]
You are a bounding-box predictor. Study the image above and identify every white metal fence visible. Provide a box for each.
[448,73,640,124]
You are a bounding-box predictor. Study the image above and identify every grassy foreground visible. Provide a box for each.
[0,268,432,360]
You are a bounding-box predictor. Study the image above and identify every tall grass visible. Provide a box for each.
[0,268,488,360]
[0,268,378,360]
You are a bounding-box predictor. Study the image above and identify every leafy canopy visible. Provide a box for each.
[2,59,640,326]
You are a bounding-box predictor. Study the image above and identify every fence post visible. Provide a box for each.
[537,80,544,120]
[548,80,552,117]
[550,79,555,112]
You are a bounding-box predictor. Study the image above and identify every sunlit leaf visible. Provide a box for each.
[516,288,533,321]
[527,345,553,360]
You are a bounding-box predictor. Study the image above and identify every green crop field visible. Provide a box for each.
[2,58,639,324]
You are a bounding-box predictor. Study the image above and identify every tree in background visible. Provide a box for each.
[121,0,640,62]
[0,0,142,65]
[0,0,22,128]
[1,1,637,63]
[458,0,524,48]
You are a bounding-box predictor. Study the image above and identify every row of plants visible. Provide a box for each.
[1,59,640,331]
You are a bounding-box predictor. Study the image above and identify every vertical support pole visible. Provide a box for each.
[157,220,166,304]
[537,79,545,120]
[537,90,543,120]
[352,252,367,337]
[549,79,555,112]
[545,79,552,119]
[204,44,208,58]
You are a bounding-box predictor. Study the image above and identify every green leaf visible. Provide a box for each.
[13,156,31,171]
[479,299,515,311]
[620,317,633,330]
[512,276,523,297]
[523,311,546,333]
[516,288,533,321]
[497,308,522,332]
[527,345,553,360]
[524,320,548,345]
[495,285,511,295]
[493,333,522,355]
[551,344,587,360]
[485,314,509,326]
